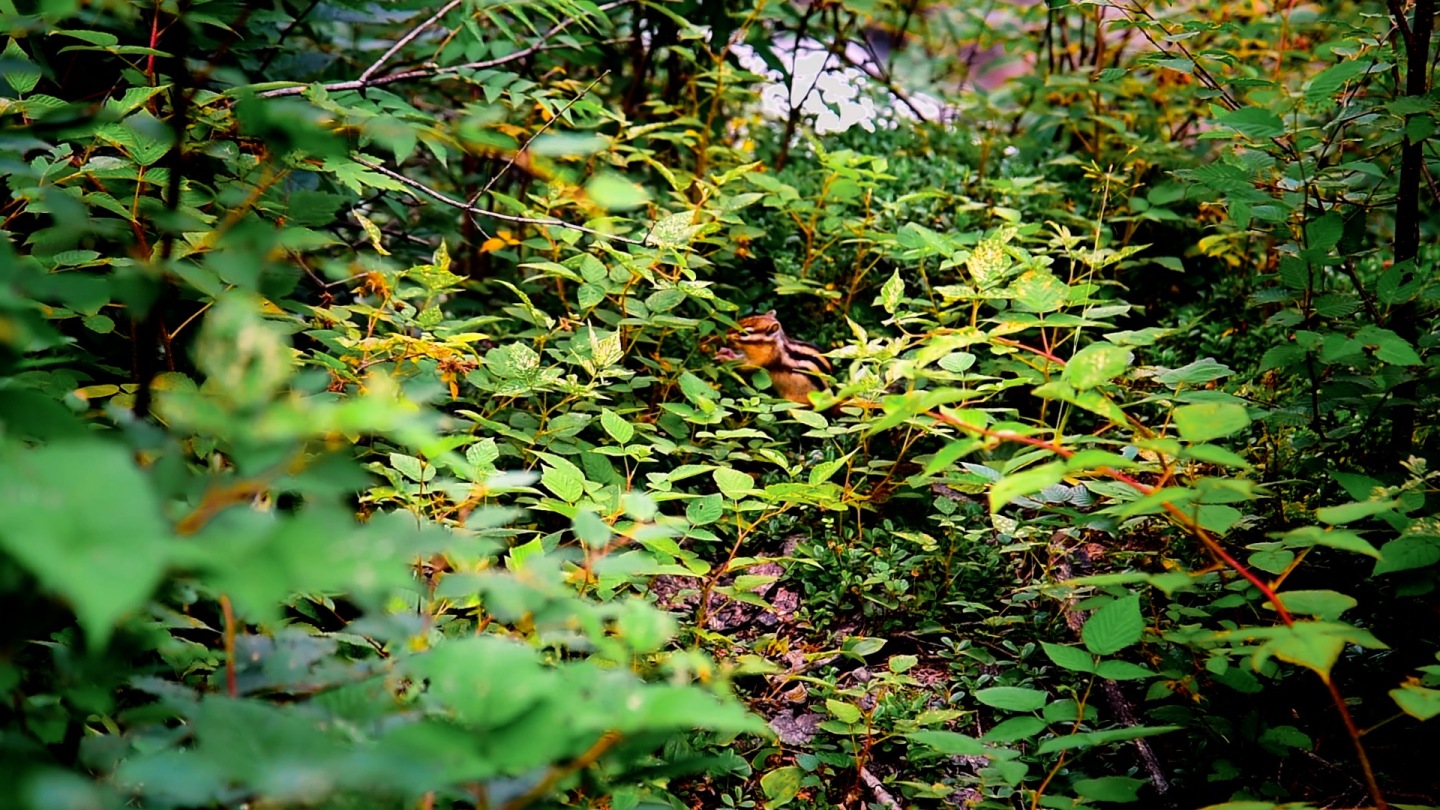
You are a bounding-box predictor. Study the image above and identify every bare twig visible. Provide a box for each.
[858,766,901,810]
[357,0,467,87]
[470,71,610,206]
[258,1,631,99]
[350,155,651,246]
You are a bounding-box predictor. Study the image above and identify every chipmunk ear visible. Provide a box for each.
[763,310,777,318]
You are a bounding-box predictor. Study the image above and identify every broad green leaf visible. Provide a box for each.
[1062,342,1132,389]
[974,686,1047,712]
[1173,402,1250,443]
[1390,683,1440,721]
[194,296,293,408]
[685,493,724,525]
[1270,590,1357,621]
[713,467,757,500]
[1154,357,1233,388]
[1082,595,1144,655]
[1010,270,1068,312]
[1073,776,1146,803]
[825,699,862,724]
[1042,643,1096,673]
[1035,725,1180,754]
[541,463,585,503]
[600,409,634,444]
[1354,325,1423,366]
[1278,525,1380,558]
[2,39,41,95]
[1217,106,1285,139]
[1373,536,1440,575]
[759,765,804,808]
[572,508,611,548]
[989,461,1065,513]
[906,731,986,755]
[586,173,650,212]
[981,716,1047,743]
[1252,621,1387,678]
[1315,499,1399,524]
[0,441,171,649]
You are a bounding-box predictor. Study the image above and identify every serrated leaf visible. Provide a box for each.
[1217,106,1285,139]
[600,409,634,444]
[1082,595,1144,655]
[541,462,585,502]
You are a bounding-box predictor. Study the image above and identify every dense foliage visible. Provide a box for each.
[1,0,1438,808]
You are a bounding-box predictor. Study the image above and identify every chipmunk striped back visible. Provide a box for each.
[727,310,831,404]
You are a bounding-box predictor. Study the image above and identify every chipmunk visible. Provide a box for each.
[717,310,832,405]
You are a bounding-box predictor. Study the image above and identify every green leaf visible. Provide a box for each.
[713,467,757,500]
[1315,499,1399,524]
[989,461,1066,513]
[541,462,585,503]
[388,452,433,482]
[879,269,904,314]
[1278,525,1381,558]
[1305,58,1372,104]
[1062,342,1132,389]
[1272,590,1357,621]
[586,172,650,212]
[1010,270,1069,313]
[1041,642,1096,673]
[906,731,986,755]
[981,716,1047,743]
[2,39,41,95]
[1217,106,1285,139]
[1373,536,1440,575]
[1082,595,1144,655]
[1391,683,1440,721]
[686,493,724,525]
[1034,725,1180,754]
[1354,325,1423,366]
[0,441,171,649]
[1073,776,1146,803]
[1173,402,1250,443]
[759,765,804,808]
[600,409,634,444]
[572,508,611,549]
[1154,357,1233,388]
[825,699,862,724]
[974,686,1047,712]
[1253,621,1387,678]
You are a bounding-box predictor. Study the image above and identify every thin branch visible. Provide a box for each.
[357,0,467,87]
[350,155,651,246]
[470,71,609,206]
[258,1,631,99]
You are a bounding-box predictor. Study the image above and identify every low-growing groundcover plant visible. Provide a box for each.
[1,1,1437,809]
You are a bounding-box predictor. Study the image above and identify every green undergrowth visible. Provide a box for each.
[1,1,1437,808]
